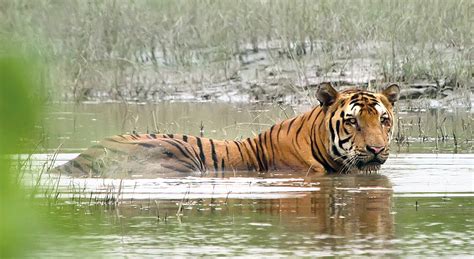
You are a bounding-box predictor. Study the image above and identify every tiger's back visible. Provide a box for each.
[53,109,329,177]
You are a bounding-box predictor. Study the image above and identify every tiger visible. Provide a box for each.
[53,83,400,177]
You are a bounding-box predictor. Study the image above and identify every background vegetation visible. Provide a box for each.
[1,0,471,102]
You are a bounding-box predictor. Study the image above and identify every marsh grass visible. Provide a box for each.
[1,0,471,102]
[393,107,473,153]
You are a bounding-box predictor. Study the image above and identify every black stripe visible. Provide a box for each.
[76,155,101,175]
[277,124,283,142]
[328,113,343,159]
[309,109,323,139]
[246,138,263,171]
[286,117,297,135]
[366,105,378,114]
[329,114,337,143]
[182,135,188,142]
[258,134,268,171]
[221,158,225,172]
[343,124,350,134]
[137,142,155,148]
[179,162,199,171]
[339,136,352,146]
[363,93,376,98]
[331,145,342,158]
[268,125,276,169]
[350,93,360,101]
[225,145,230,159]
[162,162,196,172]
[294,117,306,148]
[150,133,157,139]
[252,137,264,171]
[161,139,201,170]
[241,140,255,171]
[190,146,206,172]
[118,135,127,139]
[311,140,332,170]
[307,107,319,121]
[209,139,219,172]
[63,164,72,174]
[167,134,174,138]
[196,137,206,165]
[234,141,245,162]
[310,140,333,172]
[350,99,362,106]
[365,97,378,103]
[71,160,88,174]
[335,120,341,136]
[308,108,335,172]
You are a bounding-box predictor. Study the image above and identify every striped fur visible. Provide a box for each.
[53,83,400,177]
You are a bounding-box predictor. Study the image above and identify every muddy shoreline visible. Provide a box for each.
[57,45,472,107]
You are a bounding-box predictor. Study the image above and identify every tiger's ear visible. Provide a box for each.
[317,82,339,107]
[381,83,400,105]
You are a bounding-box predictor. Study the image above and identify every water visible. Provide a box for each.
[41,102,473,153]
[25,102,474,257]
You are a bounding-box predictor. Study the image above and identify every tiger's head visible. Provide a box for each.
[316,82,400,173]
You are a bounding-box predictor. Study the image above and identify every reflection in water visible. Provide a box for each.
[80,175,394,257]
[31,167,474,257]
[125,175,394,240]
[257,175,393,238]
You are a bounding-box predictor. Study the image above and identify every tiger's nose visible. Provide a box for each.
[367,145,385,155]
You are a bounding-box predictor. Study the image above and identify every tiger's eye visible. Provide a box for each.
[381,117,390,125]
[346,118,357,126]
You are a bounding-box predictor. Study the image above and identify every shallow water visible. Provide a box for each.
[26,153,474,257]
[24,102,474,257]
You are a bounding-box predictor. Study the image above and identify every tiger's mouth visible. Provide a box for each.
[355,157,386,173]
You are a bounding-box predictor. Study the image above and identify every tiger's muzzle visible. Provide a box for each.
[355,147,389,172]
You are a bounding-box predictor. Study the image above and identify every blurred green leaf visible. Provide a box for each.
[0,41,43,258]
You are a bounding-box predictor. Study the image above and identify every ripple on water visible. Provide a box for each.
[23,153,474,257]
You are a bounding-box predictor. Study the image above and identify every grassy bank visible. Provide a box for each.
[1,0,472,102]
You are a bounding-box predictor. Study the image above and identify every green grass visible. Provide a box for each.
[1,0,471,101]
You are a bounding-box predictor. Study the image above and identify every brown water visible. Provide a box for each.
[24,102,474,257]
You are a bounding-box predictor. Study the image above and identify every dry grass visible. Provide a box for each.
[1,0,471,101]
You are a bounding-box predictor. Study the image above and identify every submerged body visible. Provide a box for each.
[54,83,400,177]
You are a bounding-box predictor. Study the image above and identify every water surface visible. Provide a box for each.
[25,102,474,257]
[41,102,473,153]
